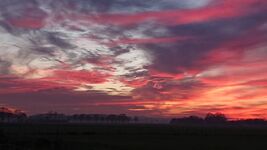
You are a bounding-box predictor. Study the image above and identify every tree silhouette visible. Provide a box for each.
[0,107,27,123]
[133,116,139,123]
[205,113,227,124]
[170,116,204,125]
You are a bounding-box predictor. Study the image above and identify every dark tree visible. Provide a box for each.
[205,113,227,124]
[170,116,204,125]
[133,116,139,122]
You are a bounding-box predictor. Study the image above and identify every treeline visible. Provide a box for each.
[170,113,267,126]
[0,107,27,123]
[28,112,138,124]
[0,108,138,124]
[1,107,267,126]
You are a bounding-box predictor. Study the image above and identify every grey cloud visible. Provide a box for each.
[46,32,76,49]
[143,12,267,74]
[57,0,199,14]
[0,59,11,74]
[0,21,16,34]
[132,77,206,100]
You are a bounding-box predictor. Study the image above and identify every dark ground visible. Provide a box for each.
[1,124,267,150]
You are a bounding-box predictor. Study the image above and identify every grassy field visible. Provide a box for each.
[1,124,267,150]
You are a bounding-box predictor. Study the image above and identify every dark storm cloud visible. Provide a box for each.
[57,0,202,14]
[32,46,57,57]
[144,12,267,74]
[46,32,75,49]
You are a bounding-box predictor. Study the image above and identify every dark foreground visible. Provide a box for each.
[1,124,267,150]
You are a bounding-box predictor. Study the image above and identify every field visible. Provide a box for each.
[1,124,267,150]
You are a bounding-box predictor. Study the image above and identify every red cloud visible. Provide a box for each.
[8,18,45,29]
[0,75,77,94]
[7,7,47,29]
[120,78,149,88]
[198,23,267,67]
[238,79,267,87]
[85,56,115,71]
[62,0,267,26]
[52,70,111,84]
[0,70,111,94]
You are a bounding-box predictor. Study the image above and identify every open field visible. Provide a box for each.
[1,124,267,150]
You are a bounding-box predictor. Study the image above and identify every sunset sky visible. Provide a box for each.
[0,0,267,119]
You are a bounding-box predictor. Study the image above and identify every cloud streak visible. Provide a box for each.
[0,0,267,119]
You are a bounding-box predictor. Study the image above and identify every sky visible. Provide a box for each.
[0,0,267,119]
